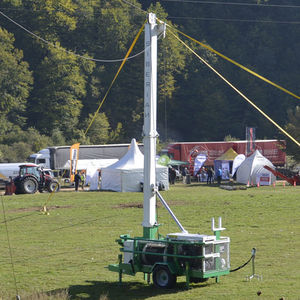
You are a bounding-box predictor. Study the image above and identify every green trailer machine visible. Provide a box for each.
[108,13,231,289]
[108,216,230,289]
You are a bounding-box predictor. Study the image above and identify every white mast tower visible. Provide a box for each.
[142,13,163,238]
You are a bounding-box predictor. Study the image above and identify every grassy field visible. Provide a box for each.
[0,183,300,300]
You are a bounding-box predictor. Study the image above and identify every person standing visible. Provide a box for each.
[217,167,222,185]
[74,171,81,192]
[170,168,176,185]
[80,172,86,190]
[207,168,213,184]
[182,167,187,184]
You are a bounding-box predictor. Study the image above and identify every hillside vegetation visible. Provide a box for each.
[0,0,300,161]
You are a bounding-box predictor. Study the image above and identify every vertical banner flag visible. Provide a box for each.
[70,143,80,182]
[246,127,256,156]
[222,162,230,180]
[231,154,246,177]
[193,154,206,176]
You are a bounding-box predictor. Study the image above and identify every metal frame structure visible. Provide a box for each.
[108,13,231,289]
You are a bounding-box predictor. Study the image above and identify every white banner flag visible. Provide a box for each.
[193,154,206,176]
[232,154,246,176]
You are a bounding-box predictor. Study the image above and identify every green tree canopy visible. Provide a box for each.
[0,27,33,127]
[27,45,94,138]
[285,106,300,161]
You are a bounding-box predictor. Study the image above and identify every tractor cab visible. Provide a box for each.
[19,164,41,179]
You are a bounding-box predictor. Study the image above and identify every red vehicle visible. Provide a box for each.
[163,140,286,169]
[12,164,60,194]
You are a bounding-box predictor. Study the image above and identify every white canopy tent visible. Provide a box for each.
[236,150,276,185]
[63,159,118,171]
[101,139,169,192]
[63,158,118,190]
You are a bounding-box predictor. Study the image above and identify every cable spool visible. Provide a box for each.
[142,243,168,265]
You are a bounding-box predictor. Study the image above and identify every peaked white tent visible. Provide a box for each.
[236,150,276,185]
[101,139,169,192]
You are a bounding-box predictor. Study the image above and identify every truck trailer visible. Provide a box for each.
[0,163,26,180]
[27,143,144,170]
[163,140,286,168]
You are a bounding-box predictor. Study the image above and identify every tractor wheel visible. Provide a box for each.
[153,265,176,289]
[20,176,38,194]
[46,180,60,193]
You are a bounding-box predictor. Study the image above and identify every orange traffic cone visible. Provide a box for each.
[283,181,285,187]
[257,181,260,188]
[294,181,296,187]
[273,181,276,188]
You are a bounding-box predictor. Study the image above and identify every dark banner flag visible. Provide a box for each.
[246,127,256,155]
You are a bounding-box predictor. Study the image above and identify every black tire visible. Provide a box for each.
[153,265,176,289]
[46,180,60,193]
[20,176,38,194]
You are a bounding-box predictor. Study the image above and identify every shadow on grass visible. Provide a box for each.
[180,183,220,188]
[67,280,210,300]
[179,181,247,189]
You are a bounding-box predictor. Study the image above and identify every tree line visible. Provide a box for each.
[0,0,299,162]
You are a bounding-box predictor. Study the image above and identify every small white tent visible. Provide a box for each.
[236,150,276,185]
[101,139,169,192]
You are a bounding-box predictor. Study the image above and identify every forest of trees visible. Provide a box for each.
[0,0,299,162]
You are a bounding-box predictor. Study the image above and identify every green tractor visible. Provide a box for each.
[13,164,60,194]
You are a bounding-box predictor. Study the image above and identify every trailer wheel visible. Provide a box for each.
[20,176,38,194]
[153,265,176,289]
[46,180,60,193]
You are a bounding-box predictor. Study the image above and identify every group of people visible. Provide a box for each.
[195,167,215,184]
[168,166,224,185]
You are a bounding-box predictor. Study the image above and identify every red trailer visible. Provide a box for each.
[163,140,286,168]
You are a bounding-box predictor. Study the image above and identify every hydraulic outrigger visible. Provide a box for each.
[108,13,230,289]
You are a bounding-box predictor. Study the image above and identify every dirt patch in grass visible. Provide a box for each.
[8,205,72,213]
[113,200,185,209]
[113,203,144,209]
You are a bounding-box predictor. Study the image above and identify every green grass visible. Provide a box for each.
[0,183,300,299]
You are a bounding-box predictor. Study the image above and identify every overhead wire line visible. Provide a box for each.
[165,23,300,101]
[167,27,300,148]
[121,0,147,14]
[84,20,146,135]
[1,195,20,299]
[167,15,300,25]
[161,0,300,9]
[0,10,145,63]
